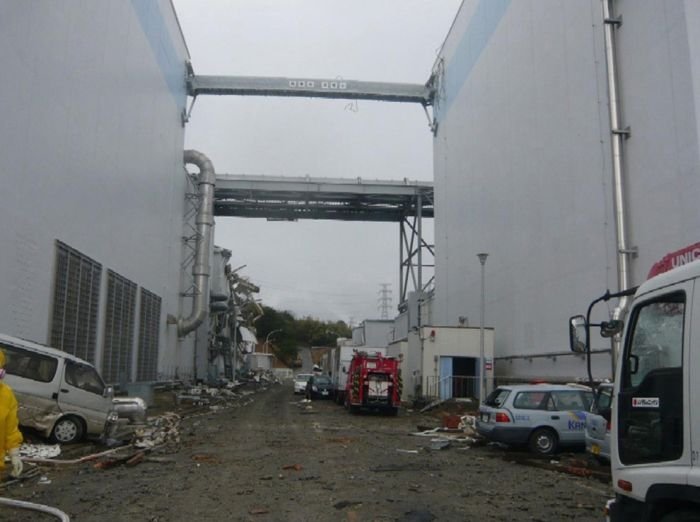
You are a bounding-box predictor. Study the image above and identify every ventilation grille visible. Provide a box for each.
[50,241,101,362]
[137,288,161,381]
[102,270,137,384]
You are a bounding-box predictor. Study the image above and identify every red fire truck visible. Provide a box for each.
[344,351,401,415]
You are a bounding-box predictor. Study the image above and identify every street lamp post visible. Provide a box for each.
[264,329,282,353]
[477,253,489,403]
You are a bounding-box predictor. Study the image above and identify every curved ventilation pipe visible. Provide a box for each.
[603,0,633,369]
[177,150,216,337]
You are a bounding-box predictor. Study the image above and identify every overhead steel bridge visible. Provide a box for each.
[212,174,434,306]
[185,68,437,308]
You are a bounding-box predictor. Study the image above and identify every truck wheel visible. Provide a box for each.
[659,509,700,522]
[528,427,558,455]
[51,416,84,444]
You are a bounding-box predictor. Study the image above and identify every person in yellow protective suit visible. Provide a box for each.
[0,350,23,478]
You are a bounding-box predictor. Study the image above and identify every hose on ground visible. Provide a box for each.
[0,496,70,521]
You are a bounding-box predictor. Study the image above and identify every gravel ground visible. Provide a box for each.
[0,381,612,521]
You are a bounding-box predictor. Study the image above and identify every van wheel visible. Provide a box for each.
[528,428,558,455]
[51,416,83,444]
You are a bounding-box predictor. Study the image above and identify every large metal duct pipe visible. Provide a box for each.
[178,150,216,337]
[603,0,633,369]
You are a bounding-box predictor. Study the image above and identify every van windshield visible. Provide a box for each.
[65,360,105,395]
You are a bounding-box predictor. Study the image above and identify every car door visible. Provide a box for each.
[587,386,612,447]
[550,390,588,443]
[511,390,551,430]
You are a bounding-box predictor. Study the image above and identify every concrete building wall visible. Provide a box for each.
[432,0,700,381]
[419,326,494,394]
[0,1,193,381]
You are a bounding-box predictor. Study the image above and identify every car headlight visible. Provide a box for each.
[312,385,318,391]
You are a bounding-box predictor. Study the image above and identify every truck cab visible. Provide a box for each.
[570,256,700,521]
[607,260,699,521]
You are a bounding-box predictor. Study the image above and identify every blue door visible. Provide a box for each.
[439,357,453,400]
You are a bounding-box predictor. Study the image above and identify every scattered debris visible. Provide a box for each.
[134,413,181,450]
[396,449,420,454]
[400,509,436,522]
[370,464,439,473]
[17,443,61,460]
[23,445,135,467]
[419,399,446,413]
[125,452,146,467]
[249,507,269,515]
[334,500,363,510]
[428,439,451,451]
[327,437,353,445]
[191,453,220,464]
[282,464,303,471]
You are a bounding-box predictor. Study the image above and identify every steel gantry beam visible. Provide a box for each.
[213,174,434,305]
[187,65,437,312]
[188,75,434,106]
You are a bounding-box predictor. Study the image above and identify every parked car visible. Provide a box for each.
[305,374,333,400]
[293,373,312,395]
[585,382,613,462]
[476,383,593,455]
[0,333,118,444]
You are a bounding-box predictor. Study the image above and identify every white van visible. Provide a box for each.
[0,333,117,443]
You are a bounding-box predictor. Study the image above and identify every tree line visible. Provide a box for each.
[255,306,352,367]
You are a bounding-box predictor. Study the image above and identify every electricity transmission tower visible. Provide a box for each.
[377,283,393,319]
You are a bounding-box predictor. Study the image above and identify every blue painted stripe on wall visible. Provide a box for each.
[130,0,186,110]
[435,0,511,122]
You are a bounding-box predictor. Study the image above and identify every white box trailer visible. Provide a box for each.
[331,346,386,404]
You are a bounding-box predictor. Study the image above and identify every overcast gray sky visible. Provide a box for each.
[173,0,461,324]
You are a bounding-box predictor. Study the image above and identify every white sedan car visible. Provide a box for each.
[293,373,313,394]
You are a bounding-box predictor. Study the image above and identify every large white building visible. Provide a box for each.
[1,1,196,383]
[431,0,700,381]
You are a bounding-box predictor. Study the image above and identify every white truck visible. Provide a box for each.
[570,244,700,521]
[329,344,385,405]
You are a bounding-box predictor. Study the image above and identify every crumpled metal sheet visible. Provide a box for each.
[17,443,61,459]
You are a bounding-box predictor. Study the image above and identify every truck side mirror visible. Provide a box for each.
[600,320,624,338]
[103,386,114,399]
[569,315,587,353]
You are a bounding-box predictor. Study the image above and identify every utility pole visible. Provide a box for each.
[477,253,489,403]
[377,283,393,319]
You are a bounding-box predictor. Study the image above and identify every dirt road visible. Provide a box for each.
[1,382,612,521]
